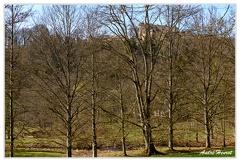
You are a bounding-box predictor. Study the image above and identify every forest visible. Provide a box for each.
[4,4,235,157]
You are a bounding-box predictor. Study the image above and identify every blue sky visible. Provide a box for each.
[30,4,235,31]
[32,4,235,20]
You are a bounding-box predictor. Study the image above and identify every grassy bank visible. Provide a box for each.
[5,147,235,157]
[5,148,66,157]
[4,121,235,157]
[158,148,235,157]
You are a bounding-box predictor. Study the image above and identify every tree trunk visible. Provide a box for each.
[67,107,72,157]
[211,126,214,139]
[221,119,226,147]
[9,97,14,157]
[168,36,174,151]
[92,99,97,157]
[168,122,174,150]
[9,57,14,157]
[67,142,72,157]
[205,128,211,148]
[91,47,97,157]
[92,121,97,157]
[204,109,211,148]
[168,96,174,150]
[120,98,127,156]
[66,129,72,157]
[143,123,159,156]
[120,90,127,156]
[122,136,127,156]
[9,7,14,156]
[168,100,174,150]
[196,132,199,143]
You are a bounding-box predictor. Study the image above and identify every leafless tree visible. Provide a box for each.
[29,5,88,157]
[83,5,110,157]
[99,5,167,156]
[158,5,202,150]
[188,5,235,148]
[5,4,33,157]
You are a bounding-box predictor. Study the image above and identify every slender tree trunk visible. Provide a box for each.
[67,138,72,157]
[205,127,211,148]
[91,49,97,157]
[9,91,14,157]
[221,105,226,147]
[168,38,174,151]
[221,119,226,147]
[66,107,72,157]
[121,135,127,156]
[211,126,214,139]
[92,106,97,157]
[121,119,127,156]
[168,93,174,150]
[204,107,211,148]
[196,132,199,143]
[168,118,174,150]
[92,93,97,157]
[9,6,14,156]
[120,87,127,156]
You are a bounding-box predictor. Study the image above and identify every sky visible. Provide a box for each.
[29,4,235,31]
[32,4,234,13]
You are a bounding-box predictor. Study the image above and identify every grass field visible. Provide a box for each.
[5,149,65,157]
[5,121,235,157]
[5,147,235,157]
[158,148,235,157]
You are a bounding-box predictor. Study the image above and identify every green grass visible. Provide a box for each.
[5,148,66,157]
[4,147,235,157]
[97,122,144,147]
[6,136,64,149]
[159,148,235,157]
[4,121,235,157]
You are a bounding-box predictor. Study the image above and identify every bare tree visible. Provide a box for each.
[188,5,235,148]
[114,73,128,156]
[83,5,108,157]
[159,5,201,150]
[118,76,128,156]
[107,62,130,156]
[5,4,33,157]
[99,5,167,156]
[91,39,98,157]
[29,5,88,157]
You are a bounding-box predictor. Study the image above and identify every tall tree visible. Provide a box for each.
[114,72,128,156]
[100,5,166,156]
[188,5,235,148]
[84,5,108,157]
[160,5,201,150]
[5,4,32,157]
[29,5,88,157]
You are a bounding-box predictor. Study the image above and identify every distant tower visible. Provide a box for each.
[138,23,179,41]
